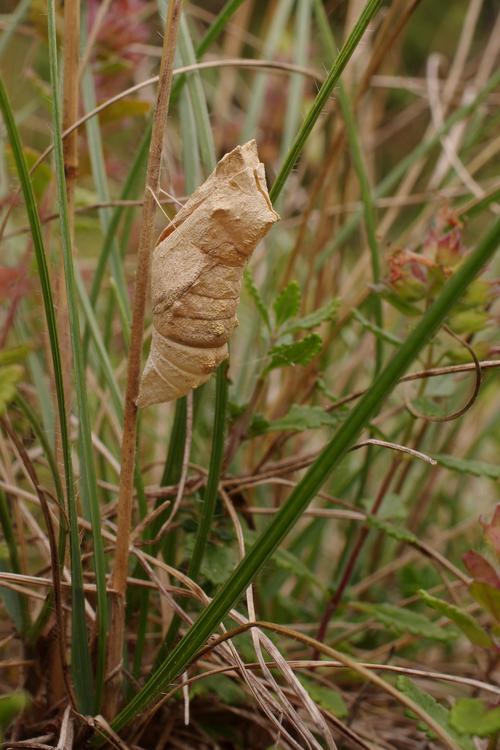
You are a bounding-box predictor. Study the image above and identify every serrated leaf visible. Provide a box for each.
[298,676,348,718]
[283,298,339,333]
[201,543,235,585]
[0,365,23,415]
[366,516,419,544]
[243,267,271,331]
[435,454,500,480]
[267,333,322,371]
[274,281,301,327]
[263,404,341,433]
[418,589,493,648]
[359,602,456,642]
[396,677,475,750]
[450,698,500,737]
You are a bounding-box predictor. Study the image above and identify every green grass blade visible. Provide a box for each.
[188,360,229,581]
[88,123,151,319]
[46,0,107,712]
[241,0,294,142]
[279,0,311,172]
[0,75,93,708]
[269,0,384,204]
[169,0,246,104]
[80,44,130,322]
[177,12,217,173]
[109,209,500,734]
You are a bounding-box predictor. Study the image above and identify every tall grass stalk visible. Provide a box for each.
[0,75,94,710]
[106,0,183,716]
[46,0,108,711]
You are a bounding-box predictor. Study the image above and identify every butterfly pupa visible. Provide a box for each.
[137,140,279,408]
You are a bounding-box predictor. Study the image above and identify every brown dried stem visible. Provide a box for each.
[105,0,182,717]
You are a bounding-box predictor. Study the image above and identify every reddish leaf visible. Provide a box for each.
[463,551,500,589]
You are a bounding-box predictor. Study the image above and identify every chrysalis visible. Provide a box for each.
[137,140,279,408]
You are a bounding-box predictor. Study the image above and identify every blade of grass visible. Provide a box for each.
[241,0,294,142]
[154,361,230,667]
[169,0,246,105]
[269,0,384,204]
[0,77,92,710]
[80,22,130,324]
[278,0,312,182]
[176,11,217,173]
[107,203,500,737]
[47,0,108,712]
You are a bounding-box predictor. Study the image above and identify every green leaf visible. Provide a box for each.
[243,268,271,331]
[352,308,402,346]
[450,698,500,738]
[418,590,494,648]
[283,298,339,333]
[190,674,246,706]
[0,365,23,415]
[396,677,475,750]
[359,602,456,642]
[298,676,348,718]
[0,691,30,737]
[274,281,301,327]
[267,334,322,371]
[263,404,342,433]
[435,454,500,481]
[202,543,235,585]
[410,396,449,418]
[470,581,500,622]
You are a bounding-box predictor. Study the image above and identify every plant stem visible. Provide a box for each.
[105,0,182,718]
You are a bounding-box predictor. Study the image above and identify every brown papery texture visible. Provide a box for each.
[137,139,279,407]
